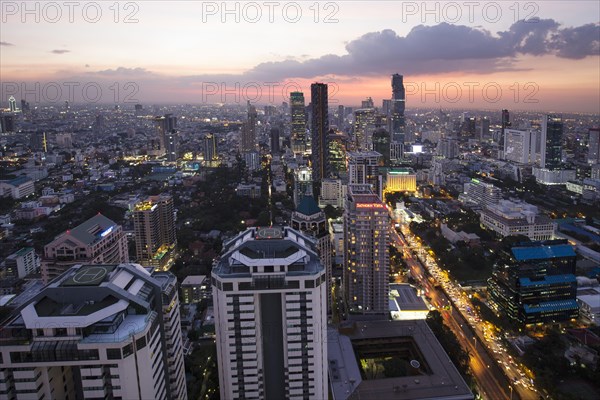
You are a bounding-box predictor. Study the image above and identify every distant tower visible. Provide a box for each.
[311,83,329,188]
[241,101,257,151]
[337,105,345,129]
[480,117,490,140]
[290,91,307,154]
[30,131,47,152]
[361,97,374,109]
[165,130,178,162]
[203,133,217,163]
[390,74,406,160]
[586,128,600,165]
[501,109,511,144]
[133,195,177,271]
[8,96,17,112]
[270,127,281,154]
[372,127,391,165]
[0,114,15,133]
[541,114,563,170]
[154,114,177,156]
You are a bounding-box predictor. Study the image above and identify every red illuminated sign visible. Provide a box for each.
[356,203,385,209]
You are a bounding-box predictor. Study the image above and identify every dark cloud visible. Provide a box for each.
[1,41,14,46]
[550,23,600,59]
[51,49,70,54]
[240,20,599,80]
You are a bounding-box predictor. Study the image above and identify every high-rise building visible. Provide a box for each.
[337,105,345,128]
[361,97,374,109]
[3,247,40,279]
[41,214,128,283]
[344,184,390,314]
[372,127,391,165]
[480,117,490,140]
[0,263,187,400]
[353,108,377,150]
[500,109,511,144]
[20,99,30,113]
[165,130,178,162]
[0,114,15,133]
[318,178,345,208]
[311,83,329,186]
[30,131,47,152]
[154,114,177,156]
[347,151,384,199]
[437,137,460,159]
[133,195,177,271]
[587,127,600,165]
[327,131,348,179]
[488,240,578,325]
[462,116,477,138]
[212,226,328,400]
[203,133,217,164]
[291,196,333,312]
[503,128,538,164]
[290,92,307,154]
[242,101,258,151]
[270,127,281,154]
[382,99,392,116]
[390,74,406,146]
[541,114,563,170]
[460,178,502,209]
[8,95,17,112]
[293,166,313,206]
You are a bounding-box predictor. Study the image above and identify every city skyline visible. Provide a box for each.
[1,1,599,112]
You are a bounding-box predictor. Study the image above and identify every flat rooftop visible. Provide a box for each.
[61,265,116,287]
[389,284,429,312]
[512,244,576,261]
[328,320,473,400]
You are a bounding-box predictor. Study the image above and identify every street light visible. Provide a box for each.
[509,385,513,400]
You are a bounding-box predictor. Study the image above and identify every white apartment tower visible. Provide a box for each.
[0,263,187,400]
[212,226,328,400]
[503,128,538,164]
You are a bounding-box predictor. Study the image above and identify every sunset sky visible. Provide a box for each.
[1,1,599,112]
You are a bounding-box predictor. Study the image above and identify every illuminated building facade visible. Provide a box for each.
[290,92,307,154]
[133,195,177,271]
[326,131,348,179]
[344,184,390,314]
[385,168,417,193]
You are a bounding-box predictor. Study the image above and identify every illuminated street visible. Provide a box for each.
[391,224,539,400]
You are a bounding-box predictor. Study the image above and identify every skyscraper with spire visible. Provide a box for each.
[390,74,406,160]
